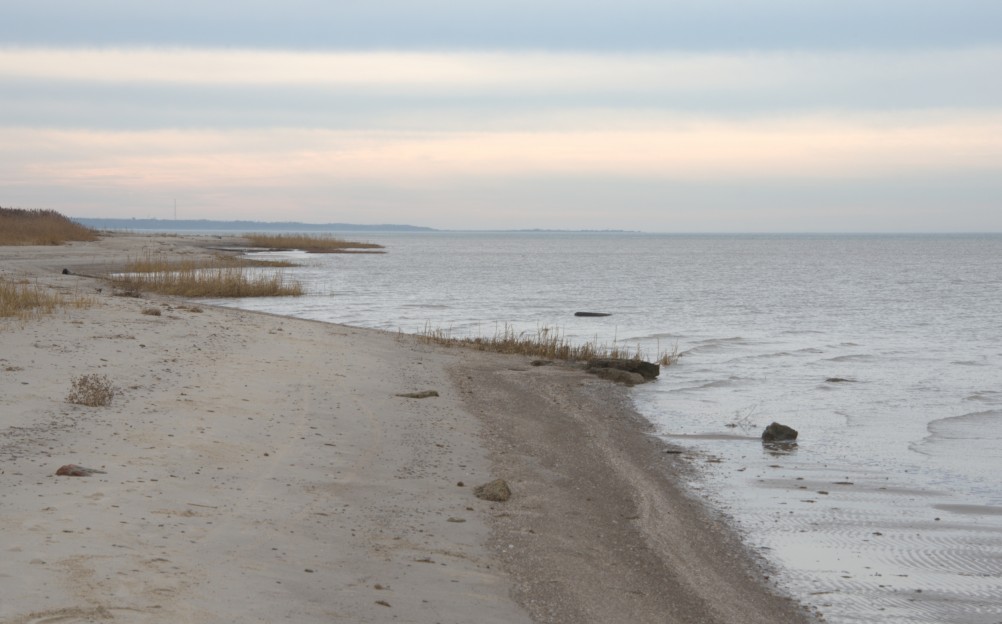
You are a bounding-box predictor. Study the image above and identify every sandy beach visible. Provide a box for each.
[1,234,812,623]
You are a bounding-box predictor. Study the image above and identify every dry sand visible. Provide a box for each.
[1,234,812,623]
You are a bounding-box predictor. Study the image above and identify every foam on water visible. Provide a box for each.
[206,232,1002,623]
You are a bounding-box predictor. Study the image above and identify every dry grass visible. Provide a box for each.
[0,276,92,319]
[111,252,303,297]
[0,207,98,246]
[67,374,117,407]
[124,251,297,272]
[420,323,678,365]
[243,233,384,253]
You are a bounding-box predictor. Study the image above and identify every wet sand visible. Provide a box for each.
[0,234,811,623]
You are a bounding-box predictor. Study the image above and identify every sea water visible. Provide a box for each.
[206,232,1002,623]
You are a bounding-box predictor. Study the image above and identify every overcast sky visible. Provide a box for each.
[2,1,1000,231]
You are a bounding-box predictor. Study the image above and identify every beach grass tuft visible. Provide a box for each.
[0,276,93,319]
[111,255,303,298]
[420,323,678,366]
[243,233,385,253]
[0,207,98,246]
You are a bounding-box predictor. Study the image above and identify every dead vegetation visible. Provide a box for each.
[67,373,117,407]
[124,251,297,272]
[0,276,92,319]
[420,323,678,366]
[243,233,384,253]
[110,252,303,297]
[0,207,98,246]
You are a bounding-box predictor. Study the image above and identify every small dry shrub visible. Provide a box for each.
[141,307,162,316]
[67,374,117,407]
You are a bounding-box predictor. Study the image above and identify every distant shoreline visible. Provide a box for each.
[73,217,437,232]
[71,218,995,236]
[71,217,639,234]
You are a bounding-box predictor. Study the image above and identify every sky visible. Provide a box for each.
[2,1,1001,231]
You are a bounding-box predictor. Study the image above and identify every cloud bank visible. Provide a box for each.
[1,2,1000,230]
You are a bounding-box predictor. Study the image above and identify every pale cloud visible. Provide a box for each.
[1,44,999,230]
[4,114,999,192]
[3,47,1001,102]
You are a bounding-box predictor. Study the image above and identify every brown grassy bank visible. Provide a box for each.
[421,323,678,366]
[111,253,303,297]
[243,233,384,253]
[0,207,98,246]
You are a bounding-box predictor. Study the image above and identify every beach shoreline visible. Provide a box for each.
[1,233,811,623]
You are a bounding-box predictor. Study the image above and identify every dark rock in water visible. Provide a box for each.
[574,311,612,317]
[474,479,511,502]
[762,422,798,443]
[395,390,439,399]
[61,268,71,275]
[825,377,855,383]
[587,358,660,381]
[589,367,646,386]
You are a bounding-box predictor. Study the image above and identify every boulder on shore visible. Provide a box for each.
[587,358,660,381]
[762,422,798,443]
[55,464,106,477]
[589,367,646,386]
[473,479,512,502]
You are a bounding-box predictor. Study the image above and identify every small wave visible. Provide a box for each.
[964,391,1002,403]
[927,410,1002,439]
[621,332,684,341]
[911,410,1002,457]
[673,376,751,392]
[692,336,745,345]
[824,354,875,363]
[952,360,987,367]
[725,351,791,362]
[400,303,450,309]
[934,503,1002,516]
[792,347,825,355]
[780,329,825,335]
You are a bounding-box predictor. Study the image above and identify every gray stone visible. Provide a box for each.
[587,358,660,380]
[474,479,512,502]
[589,367,646,386]
[762,422,798,443]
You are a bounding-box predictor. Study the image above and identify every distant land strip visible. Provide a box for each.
[74,217,437,232]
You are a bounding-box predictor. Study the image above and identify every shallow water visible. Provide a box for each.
[206,232,1002,623]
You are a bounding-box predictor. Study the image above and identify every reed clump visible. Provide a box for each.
[111,252,303,297]
[0,207,98,246]
[420,323,678,366]
[243,233,384,253]
[125,251,297,272]
[0,276,92,319]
